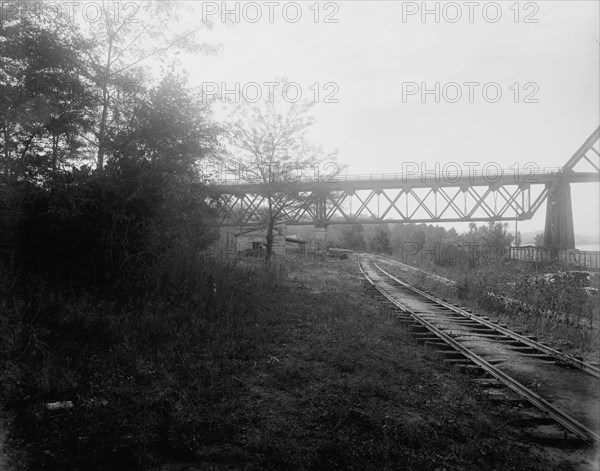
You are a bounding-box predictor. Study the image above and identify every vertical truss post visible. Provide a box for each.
[312,189,328,256]
[314,190,328,228]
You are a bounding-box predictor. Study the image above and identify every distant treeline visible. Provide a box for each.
[322,222,515,267]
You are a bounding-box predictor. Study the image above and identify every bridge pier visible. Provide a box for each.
[544,182,575,250]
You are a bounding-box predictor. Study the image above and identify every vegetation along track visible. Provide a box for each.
[376,254,599,331]
[374,254,599,373]
[358,254,600,448]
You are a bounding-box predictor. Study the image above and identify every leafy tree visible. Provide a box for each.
[0,8,91,180]
[388,222,517,267]
[367,225,392,254]
[1,3,222,283]
[479,221,514,251]
[109,72,219,179]
[107,73,221,256]
[453,221,513,265]
[63,0,220,173]
[338,224,367,251]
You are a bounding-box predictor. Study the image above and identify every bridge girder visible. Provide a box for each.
[214,182,549,227]
[210,127,600,243]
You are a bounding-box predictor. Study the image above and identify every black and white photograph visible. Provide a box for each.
[0,1,599,469]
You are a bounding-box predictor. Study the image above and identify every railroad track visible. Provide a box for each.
[376,254,599,331]
[358,254,600,447]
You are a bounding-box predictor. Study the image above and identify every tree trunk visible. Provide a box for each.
[265,196,275,265]
[19,133,35,177]
[97,40,113,175]
[97,84,109,174]
[2,121,11,179]
[51,134,59,173]
[265,217,275,266]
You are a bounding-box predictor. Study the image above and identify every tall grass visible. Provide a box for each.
[0,246,289,469]
[1,255,581,470]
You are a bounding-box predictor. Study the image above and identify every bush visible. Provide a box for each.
[0,160,227,468]
[2,164,216,291]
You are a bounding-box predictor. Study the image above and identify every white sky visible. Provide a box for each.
[180,0,600,237]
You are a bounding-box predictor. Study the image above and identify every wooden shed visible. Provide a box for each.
[234,227,308,258]
[284,235,308,258]
[235,226,286,256]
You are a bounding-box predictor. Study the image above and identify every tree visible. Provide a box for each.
[480,222,514,251]
[367,225,392,254]
[338,224,366,251]
[109,72,219,178]
[225,86,338,264]
[13,73,222,285]
[0,8,91,180]
[63,0,220,173]
[107,72,221,254]
[0,2,223,281]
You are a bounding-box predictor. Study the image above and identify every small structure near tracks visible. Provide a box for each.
[235,226,307,258]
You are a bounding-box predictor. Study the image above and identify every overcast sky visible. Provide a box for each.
[182,1,599,237]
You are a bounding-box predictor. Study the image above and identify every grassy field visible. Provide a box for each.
[0,255,584,469]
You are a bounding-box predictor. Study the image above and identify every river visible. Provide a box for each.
[577,243,600,252]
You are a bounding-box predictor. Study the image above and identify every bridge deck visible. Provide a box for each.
[211,168,598,192]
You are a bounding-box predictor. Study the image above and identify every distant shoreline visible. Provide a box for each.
[576,243,600,251]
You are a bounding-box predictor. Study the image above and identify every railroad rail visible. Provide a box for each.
[376,254,455,286]
[358,255,600,446]
[376,254,600,332]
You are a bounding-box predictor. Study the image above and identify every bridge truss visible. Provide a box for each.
[210,127,600,249]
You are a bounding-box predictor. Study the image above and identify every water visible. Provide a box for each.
[577,243,600,252]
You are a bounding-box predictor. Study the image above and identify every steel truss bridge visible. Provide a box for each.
[210,127,600,250]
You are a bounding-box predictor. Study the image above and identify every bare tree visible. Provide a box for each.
[224,88,338,264]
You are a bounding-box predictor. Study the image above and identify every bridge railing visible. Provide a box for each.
[211,166,563,185]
